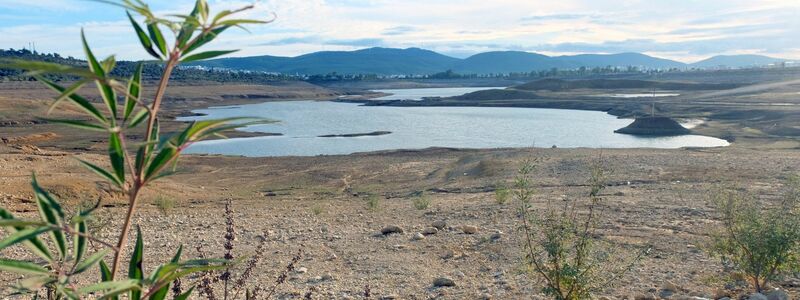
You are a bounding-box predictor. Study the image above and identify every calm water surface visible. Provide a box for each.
[372,87,504,100]
[179,97,729,157]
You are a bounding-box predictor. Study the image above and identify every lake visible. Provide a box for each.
[179,99,729,157]
[371,87,504,100]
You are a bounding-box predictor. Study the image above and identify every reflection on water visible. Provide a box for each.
[372,87,505,100]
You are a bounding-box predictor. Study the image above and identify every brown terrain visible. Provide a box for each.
[2,75,800,299]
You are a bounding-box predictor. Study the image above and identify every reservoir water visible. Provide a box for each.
[372,87,504,100]
[179,94,729,157]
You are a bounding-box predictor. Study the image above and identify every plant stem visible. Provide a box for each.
[109,55,179,280]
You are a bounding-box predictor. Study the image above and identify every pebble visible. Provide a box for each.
[432,220,447,230]
[433,277,456,287]
[412,232,425,240]
[489,231,503,241]
[422,227,438,235]
[767,290,789,300]
[381,225,404,235]
[461,225,478,234]
[749,293,768,300]
[295,267,308,274]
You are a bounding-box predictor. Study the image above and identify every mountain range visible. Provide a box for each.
[188,47,792,75]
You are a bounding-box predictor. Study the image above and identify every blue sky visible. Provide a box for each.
[1,0,798,62]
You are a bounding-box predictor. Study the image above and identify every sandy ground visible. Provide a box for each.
[2,80,800,299]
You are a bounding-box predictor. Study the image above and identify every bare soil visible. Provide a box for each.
[1,80,800,299]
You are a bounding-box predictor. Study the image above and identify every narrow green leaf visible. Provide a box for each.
[77,159,123,187]
[0,59,96,78]
[31,175,67,258]
[217,19,269,26]
[73,249,110,275]
[124,63,143,122]
[183,26,228,55]
[82,29,117,120]
[17,275,55,291]
[0,209,53,262]
[0,219,47,227]
[35,76,107,124]
[144,146,177,182]
[147,22,168,55]
[108,133,126,184]
[79,279,140,299]
[73,220,87,265]
[127,109,149,128]
[99,260,112,282]
[101,56,116,74]
[46,80,87,115]
[0,259,49,275]
[40,118,107,132]
[171,245,183,263]
[0,227,52,251]
[129,226,144,300]
[127,11,161,59]
[180,50,238,63]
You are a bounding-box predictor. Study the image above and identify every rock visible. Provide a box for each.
[433,277,456,287]
[658,289,673,299]
[422,227,439,235]
[379,295,398,300]
[767,290,789,300]
[432,220,447,230]
[412,233,425,240]
[748,293,768,300]
[295,267,308,274]
[462,225,478,234]
[662,281,681,292]
[381,225,404,235]
[489,231,503,241]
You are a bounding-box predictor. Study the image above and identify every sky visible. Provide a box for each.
[0,0,798,63]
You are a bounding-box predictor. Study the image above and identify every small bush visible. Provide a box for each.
[494,183,510,204]
[311,204,324,216]
[412,194,431,210]
[709,176,800,292]
[366,194,381,211]
[153,196,175,216]
[517,159,645,300]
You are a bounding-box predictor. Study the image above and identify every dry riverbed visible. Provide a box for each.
[2,81,800,299]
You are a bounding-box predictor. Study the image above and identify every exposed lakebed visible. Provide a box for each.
[178,92,729,157]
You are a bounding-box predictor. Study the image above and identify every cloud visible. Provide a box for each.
[382,26,418,36]
[326,38,384,47]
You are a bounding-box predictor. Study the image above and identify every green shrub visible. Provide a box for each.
[516,160,645,300]
[366,194,381,211]
[153,196,175,216]
[494,182,510,204]
[0,1,269,299]
[709,177,800,292]
[412,194,431,210]
[311,204,324,216]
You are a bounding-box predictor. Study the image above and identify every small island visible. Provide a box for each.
[318,131,392,138]
[614,116,691,136]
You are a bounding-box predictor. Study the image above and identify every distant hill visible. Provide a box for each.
[189,47,459,75]
[691,55,790,68]
[190,47,688,75]
[189,47,794,75]
[450,51,576,74]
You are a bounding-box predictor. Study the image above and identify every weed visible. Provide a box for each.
[413,194,431,210]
